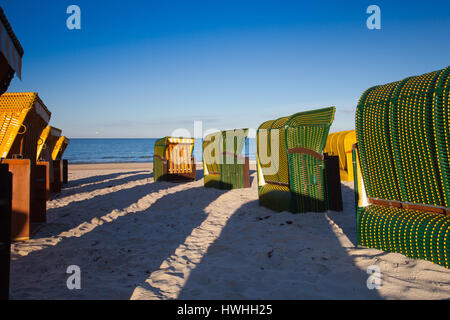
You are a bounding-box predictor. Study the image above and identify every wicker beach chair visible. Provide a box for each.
[52,136,70,184]
[36,126,62,198]
[153,137,196,182]
[0,93,51,241]
[203,129,250,189]
[0,6,24,300]
[256,107,342,213]
[324,130,356,181]
[354,66,450,268]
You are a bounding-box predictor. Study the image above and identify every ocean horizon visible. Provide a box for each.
[64,138,257,164]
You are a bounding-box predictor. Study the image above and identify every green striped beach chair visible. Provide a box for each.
[354,66,450,268]
[256,107,342,213]
[203,129,250,189]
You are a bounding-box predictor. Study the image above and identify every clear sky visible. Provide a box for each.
[3,0,450,138]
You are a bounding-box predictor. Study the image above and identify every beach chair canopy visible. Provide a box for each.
[203,128,250,189]
[36,126,62,161]
[0,93,51,161]
[257,107,336,213]
[153,137,195,181]
[0,6,24,93]
[354,66,450,268]
[52,136,70,160]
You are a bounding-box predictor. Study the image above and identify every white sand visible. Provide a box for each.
[9,163,450,300]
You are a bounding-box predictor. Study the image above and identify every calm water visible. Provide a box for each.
[64,138,257,164]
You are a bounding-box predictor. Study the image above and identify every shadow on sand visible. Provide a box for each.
[176,183,381,299]
[10,179,232,300]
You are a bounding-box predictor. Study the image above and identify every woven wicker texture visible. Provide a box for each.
[203,129,249,189]
[0,93,51,161]
[358,206,449,268]
[52,136,70,160]
[355,66,450,268]
[36,126,62,161]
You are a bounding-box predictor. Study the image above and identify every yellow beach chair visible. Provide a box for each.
[324,130,356,181]
[0,93,51,241]
[52,136,70,184]
[154,137,196,182]
[36,126,62,198]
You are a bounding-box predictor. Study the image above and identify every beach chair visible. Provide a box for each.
[153,137,196,182]
[354,66,450,268]
[256,107,342,213]
[52,136,70,184]
[0,7,23,95]
[0,93,51,241]
[36,126,62,198]
[324,130,356,181]
[0,6,24,300]
[203,129,250,189]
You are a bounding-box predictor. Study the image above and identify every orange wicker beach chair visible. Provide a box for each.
[153,137,196,182]
[52,136,70,185]
[0,93,51,241]
[36,126,62,198]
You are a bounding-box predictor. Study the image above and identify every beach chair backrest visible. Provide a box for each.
[37,126,62,161]
[203,129,249,189]
[356,66,450,207]
[52,136,70,160]
[0,93,51,162]
[285,107,335,212]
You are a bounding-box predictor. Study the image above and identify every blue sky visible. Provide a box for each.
[3,0,450,138]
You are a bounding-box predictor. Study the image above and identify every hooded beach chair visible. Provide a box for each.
[52,136,70,185]
[324,130,357,181]
[0,6,24,300]
[203,129,250,189]
[153,137,196,182]
[36,126,62,198]
[256,107,342,213]
[353,66,450,268]
[0,93,51,241]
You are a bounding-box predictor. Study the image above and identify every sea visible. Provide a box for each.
[64,138,257,164]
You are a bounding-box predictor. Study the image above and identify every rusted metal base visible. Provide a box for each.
[32,164,47,225]
[0,164,12,300]
[1,159,47,241]
[243,156,251,188]
[36,160,51,200]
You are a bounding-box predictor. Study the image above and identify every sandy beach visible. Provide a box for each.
[9,162,450,300]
